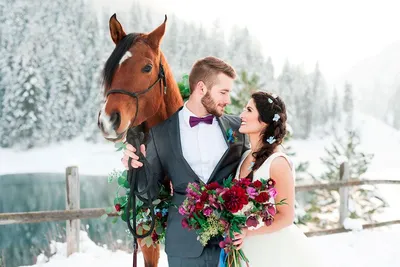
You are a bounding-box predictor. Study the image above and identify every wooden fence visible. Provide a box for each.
[0,163,399,255]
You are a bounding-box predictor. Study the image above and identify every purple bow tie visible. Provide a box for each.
[189,115,214,127]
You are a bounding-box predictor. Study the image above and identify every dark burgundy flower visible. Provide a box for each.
[200,191,208,202]
[263,217,273,226]
[222,186,248,213]
[252,180,263,188]
[255,192,270,203]
[151,231,159,242]
[114,204,121,212]
[246,216,259,228]
[205,182,221,190]
[267,178,276,188]
[237,178,252,188]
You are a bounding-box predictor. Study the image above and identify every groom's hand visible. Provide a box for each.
[121,144,146,169]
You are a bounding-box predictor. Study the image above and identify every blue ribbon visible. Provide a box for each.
[219,248,227,267]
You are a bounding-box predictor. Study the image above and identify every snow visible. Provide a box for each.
[0,136,122,176]
[21,226,400,267]
[343,217,363,231]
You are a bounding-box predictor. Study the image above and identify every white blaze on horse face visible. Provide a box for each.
[119,51,132,65]
[99,102,118,138]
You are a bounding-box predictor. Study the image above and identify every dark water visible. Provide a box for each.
[0,173,131,267]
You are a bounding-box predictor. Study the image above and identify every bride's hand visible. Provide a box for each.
[233,228,248,250]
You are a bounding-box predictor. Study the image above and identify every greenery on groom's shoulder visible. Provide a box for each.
[177,74,190,101]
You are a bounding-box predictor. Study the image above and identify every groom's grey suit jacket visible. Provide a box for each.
[142,107,249,258]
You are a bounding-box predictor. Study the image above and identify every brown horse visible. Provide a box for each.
[98,14,183,267]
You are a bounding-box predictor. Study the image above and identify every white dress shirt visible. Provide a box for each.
[179,102,228,183]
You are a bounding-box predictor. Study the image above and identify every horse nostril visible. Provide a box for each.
[110,112,121,130]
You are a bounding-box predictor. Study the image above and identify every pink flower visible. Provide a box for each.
[181,218,189,228]
[267,204,276,216]
[178,206,186,215]
[203,206,213,216]
[246,216,259,228]
[246,187,258,199]
[268,188,277,198]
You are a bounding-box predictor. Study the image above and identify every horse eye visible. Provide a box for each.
[142,64,152,73]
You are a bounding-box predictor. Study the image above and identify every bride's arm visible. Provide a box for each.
[249,157,295,235]
[234,157,295,248]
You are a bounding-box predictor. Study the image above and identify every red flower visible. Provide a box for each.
[156,212,162,219]
[222,186,248,213]
[205,182,221,190]
[200,191,208,202]
[151,231,159,242]
[253,180,263,188]
[195,202,204,211]
[255,192,270,203]
[114,204,121,212]
[237,178,252,188]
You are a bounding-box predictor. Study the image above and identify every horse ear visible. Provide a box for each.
[147,15,167,49]
[109,13,126,45]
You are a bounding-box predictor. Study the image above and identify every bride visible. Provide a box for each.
[233,92,324,267]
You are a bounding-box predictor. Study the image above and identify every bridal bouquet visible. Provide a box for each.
[179,176,287,266]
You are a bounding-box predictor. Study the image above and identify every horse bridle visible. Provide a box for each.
[105,59,167,267]
[105,59,167,126]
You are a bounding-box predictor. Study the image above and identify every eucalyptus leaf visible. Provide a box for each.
[137,226,143,235]
[152,199,161,205]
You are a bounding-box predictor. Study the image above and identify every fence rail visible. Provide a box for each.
[1,163,399,256]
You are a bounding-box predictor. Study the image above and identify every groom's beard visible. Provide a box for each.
[201,91,223,117]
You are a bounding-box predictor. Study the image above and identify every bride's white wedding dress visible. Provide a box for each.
[235,150,325,267]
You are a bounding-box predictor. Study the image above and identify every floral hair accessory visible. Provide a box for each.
[266,136,276,144]
[273,114,280,122]
[268,98,273,104]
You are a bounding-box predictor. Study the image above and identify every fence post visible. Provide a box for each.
[66,166,80,256]
[339,161,349,226]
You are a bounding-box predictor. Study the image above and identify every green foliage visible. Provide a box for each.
[230,71,263,114]
[320,130,373,182]
[177,74,190,101]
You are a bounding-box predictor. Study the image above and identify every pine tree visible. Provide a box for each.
[230,71,263,114]
[343,82,354,130]
[318,130,384,221]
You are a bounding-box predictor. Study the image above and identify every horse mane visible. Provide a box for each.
[102,33,142,89]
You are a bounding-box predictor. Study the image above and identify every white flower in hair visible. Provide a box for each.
[273,114,280,122]
[266,136,276,144]
[268,98,273,103]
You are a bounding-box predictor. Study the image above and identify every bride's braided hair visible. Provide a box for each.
[251,92,287,171]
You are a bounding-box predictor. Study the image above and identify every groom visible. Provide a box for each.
[122,56,249,266]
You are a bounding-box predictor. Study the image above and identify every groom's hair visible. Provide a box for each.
[188,56,236,93]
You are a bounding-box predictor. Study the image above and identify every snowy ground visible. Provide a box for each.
[22,226,400,267]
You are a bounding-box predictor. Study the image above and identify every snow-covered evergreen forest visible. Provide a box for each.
[0,0,358,149]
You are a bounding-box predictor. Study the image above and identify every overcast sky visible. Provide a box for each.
[97,0,400,84]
